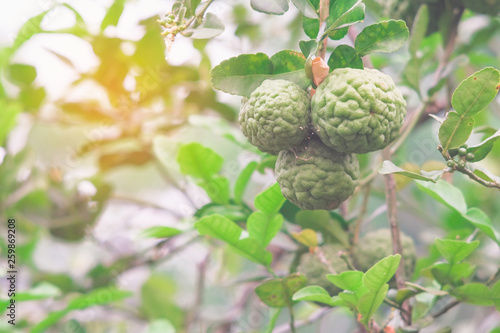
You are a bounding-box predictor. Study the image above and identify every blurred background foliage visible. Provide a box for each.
[0,0,499,332]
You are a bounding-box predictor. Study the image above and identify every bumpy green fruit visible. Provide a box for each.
[463,0,500,15]
[239,79,311,155]
[275,137,359,210]
[298,244,349,296]
[352,229,416,280]
[311,68,406,154]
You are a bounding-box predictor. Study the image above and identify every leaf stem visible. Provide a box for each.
[318,0,330,60]
[184,0,215,29]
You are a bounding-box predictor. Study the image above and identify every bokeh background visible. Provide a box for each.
[0,0,499,332]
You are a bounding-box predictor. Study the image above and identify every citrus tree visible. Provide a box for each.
[0,0,500,332]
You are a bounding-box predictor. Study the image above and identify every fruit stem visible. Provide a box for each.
[318,0,330,60]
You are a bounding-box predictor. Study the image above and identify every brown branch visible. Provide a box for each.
[352,180,372,246]
[318,0,330,60]
[273,307,334,333]
[185,252,210,330]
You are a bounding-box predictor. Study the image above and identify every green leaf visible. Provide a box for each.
[247,212,283,247]
[358,284,389,326]
[466,129,500,162]
[13,10,50,49]
[6,64,37,86]
[453,283,500,306]
[362,255,401,291]
[210,53,310,97]
[15,282,61,302]
[409,4,429,57]
[254,183,286,215]
[327,271,364,291]
[31,288,131,333]
[327,45,363,71]
[379,160,438,182]
[338,290,360,308]
[430,262,475,285]
[451,67,500,117]
[140,274,184,326]
[294,210,349,246]
[462,208,500,245]
[292,285,336,306]
[196,215,272,266]
[198,175,231,204]
[0,101,22,145]
[439,111,475,151]
[255,274,307,307]
[270,50,306,74]
[182,13,225,39]
[234,161,257,204]
[325,0,365,34]
[251,0,289,15]
[290,0,318,19]
[101,0,125,31]
[403,57,421,94]
[299,39,318,58]
[141,226,183,238]
[177,142,223,179]
[355,20,409,57]
[415,180,467,214]
[434,239,480,264]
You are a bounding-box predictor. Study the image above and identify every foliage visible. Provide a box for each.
[0,0,499,332]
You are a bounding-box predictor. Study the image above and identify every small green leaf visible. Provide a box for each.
[254,183,286,215]
[358,284,389,326]
[0,101,22,145]
[451,67,500,117]
[198,175,231,204]
[299,40,318,58]
[255,274,307,307]
[292,285,336,306]
[247,212,283,247]
[15,282,61,302]
[430,262,475,286]
[403,57,421,94]
[466,129,500,162]
[101,0,125,31]
[13,10,50,49]
[327,271,364,291]
[327,45,363,71]
[463,208,500,245]
[182,13,224,39]
[141,226,183,238]
[325,0,365,34]
[379,160,438,182]
[231,237,273,266]
[210,53,309,97]
[251,0,289,15]
[439,111,475,151]
[453,283,500,306]
[290,0,318,19]
[409,4,429,57]
[415,180,467,214]
[355,20,409,57]
[291,229,318,247]
[362,255,401,291]
[434,239,480,264]
[6,63,37,86]
[234,161,257,204]
[177,142,223,179]
[338,291,360,308]
[195,214,242,244]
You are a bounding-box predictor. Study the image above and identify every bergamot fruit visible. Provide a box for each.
[275,137,359,210]
[298,244,349,296]
[352,228,416,281]
[239,79,311,155]
[311,68,406,154]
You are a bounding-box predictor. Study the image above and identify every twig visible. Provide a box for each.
[185,252,210,330]
[111,194,184,218]
[273,307,334,333]
[318,0,330,60]
[390,100,431,155]
[381,147,411,325]
[431,299,460,319]
[352,180,372,246]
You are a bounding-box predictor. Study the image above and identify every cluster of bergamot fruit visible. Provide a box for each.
[298,229,416,294]
[239,68,407,210]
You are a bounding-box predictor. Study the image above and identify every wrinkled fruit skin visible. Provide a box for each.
[298,244,349,296]
[275,137,359,210]
[311,68,406,154]
[353,228,416,283]
[239,79,311,155]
